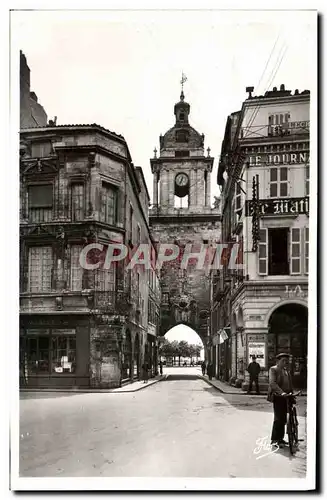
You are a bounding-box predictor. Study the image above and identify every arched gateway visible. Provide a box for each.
[149,90,221,348]
[267,303,308,388]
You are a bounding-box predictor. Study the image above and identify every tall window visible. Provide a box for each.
[268,228,289,275]
[28,246,53,292]
[28,184,53,222]
[290,228,301,275]
[71,183,84,221]
[305,165,310,196]
[137,225,141,245]
[304,227,309,274]
[269,168,288,197]
[70,245,83,291]
[258,228,290,276]
[100,183,117,225]
[96,266,116,292]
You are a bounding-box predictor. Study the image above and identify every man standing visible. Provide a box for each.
[267,353,293,448]
[201,361,206,376]
[159,360,163,376]
[207,363,214,381]
[247,355,261,394]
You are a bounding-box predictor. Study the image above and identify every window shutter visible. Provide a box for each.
[29,185,53,207]
[304,227,309,274]
[290,228,301,274]
[258,228,268,275]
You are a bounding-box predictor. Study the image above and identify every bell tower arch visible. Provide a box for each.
[150,88,221,346]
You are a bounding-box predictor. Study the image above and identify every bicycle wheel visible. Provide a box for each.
[287,412,296,455]
[293,407,299,443]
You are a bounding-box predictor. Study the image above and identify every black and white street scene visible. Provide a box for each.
[11,7,317,491]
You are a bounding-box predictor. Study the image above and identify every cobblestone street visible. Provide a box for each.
[19,368,307,478]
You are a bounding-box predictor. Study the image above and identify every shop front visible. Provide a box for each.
[20,314,90,388]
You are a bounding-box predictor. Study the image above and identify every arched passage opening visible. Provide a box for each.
[159,324,204,367]
[268,303,308,388]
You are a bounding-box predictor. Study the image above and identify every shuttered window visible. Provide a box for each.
[28,246,53,292]
[70,245,83,291]
[304,227,309,274]
[71,184,84,221]
[290,228,301,275]
[28,184,53,222]
[258,228,268,275]
[100,183,117,225]
[269,168,288,197]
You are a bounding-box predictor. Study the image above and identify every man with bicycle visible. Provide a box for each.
[267,353,293,448]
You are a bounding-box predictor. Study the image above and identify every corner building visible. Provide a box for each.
[150,91,220,348]
[213,85,310,390]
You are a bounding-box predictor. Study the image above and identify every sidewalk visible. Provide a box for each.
[201,375,307,396]
[20,375,165,394]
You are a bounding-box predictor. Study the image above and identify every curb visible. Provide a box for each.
[20,377,165,394]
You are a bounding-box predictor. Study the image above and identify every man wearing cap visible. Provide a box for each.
[267,353,293,448]
[247,355,261,394]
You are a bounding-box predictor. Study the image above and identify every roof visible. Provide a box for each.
[20,123,125,142]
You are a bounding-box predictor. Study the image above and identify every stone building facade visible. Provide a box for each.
[150,91,220,347]
[19,123,160,388]
[211,85,310,390]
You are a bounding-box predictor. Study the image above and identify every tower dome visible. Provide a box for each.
[174,91,190,126]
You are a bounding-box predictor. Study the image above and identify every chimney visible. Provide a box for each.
[294,89,299,95]
[280,84,285,91]
[30,91,38,102]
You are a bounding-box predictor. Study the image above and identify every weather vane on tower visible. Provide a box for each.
[180,72,187,99]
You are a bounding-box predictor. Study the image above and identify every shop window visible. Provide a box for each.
[28,184,53,222]
[269,167,288,198]
[268,228,289,275]
[100,182,117,225]
[290,228,301,275]
[28,246,53,292]
[70,245,84,291]
[52,335,76,373]
[25,335,50,373]
[71,183,84,221]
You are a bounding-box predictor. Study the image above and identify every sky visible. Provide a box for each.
[12,9,316,207]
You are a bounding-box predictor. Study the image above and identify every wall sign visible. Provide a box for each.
[246,197,309,217]
[248,341,266,368]
[284,285,307,299]
[249,151,309,166]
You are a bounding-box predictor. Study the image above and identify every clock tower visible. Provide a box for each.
[149,90,221,345]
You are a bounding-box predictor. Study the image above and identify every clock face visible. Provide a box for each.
[175,173,189,187]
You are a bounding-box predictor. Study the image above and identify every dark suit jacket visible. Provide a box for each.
[267,365,293,401]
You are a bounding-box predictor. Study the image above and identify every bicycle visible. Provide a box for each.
[286,391,302,455]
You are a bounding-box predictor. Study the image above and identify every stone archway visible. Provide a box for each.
[160,324,204,367]
[267,303,308,388]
